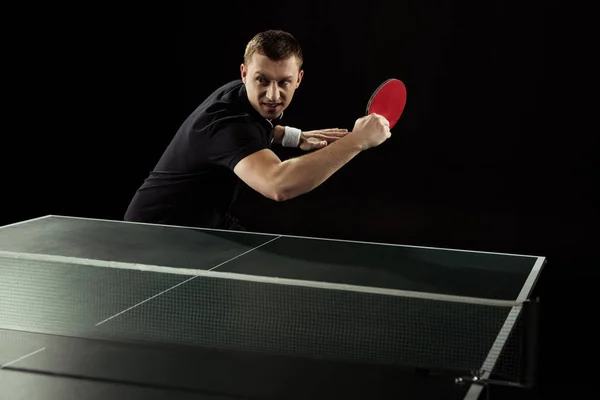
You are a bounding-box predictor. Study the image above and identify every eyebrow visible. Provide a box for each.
[254,72,293,81]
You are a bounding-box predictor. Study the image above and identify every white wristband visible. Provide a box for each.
[282,126,301,147]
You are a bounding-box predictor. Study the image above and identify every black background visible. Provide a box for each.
[2,1,596,398]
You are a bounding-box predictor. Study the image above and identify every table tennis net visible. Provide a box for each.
[0,252,536,385]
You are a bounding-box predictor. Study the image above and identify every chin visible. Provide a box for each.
[264,109,285,120]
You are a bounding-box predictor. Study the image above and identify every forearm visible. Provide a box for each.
[272,135,363,200]
[272,125,285,144]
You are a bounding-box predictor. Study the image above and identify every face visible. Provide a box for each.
[241,53,303,119]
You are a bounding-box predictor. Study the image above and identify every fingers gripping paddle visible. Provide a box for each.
[366,78,407,129]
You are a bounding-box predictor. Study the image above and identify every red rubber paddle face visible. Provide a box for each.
[366,78,407,129]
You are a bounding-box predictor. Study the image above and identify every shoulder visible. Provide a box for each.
[206,79,246,104]
[188,80,270,133]
[202,79,248,117]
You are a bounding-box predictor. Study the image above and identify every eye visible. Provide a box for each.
[256,76,269,86]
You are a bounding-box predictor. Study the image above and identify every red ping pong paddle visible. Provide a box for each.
[366,78,407,129]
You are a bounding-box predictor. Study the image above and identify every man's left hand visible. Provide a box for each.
[299,128,349,151]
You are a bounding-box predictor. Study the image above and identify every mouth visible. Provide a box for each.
[261,102,282,111]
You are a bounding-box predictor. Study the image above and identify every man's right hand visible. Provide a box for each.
[350,113,392,150]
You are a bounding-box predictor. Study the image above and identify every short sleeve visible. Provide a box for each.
[203,120,271,170]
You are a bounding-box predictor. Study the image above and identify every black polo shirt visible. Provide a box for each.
[124,79,276,229]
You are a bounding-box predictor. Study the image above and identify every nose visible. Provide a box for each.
[266,81,280,102]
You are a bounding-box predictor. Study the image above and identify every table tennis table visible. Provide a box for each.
[0,215,545,400]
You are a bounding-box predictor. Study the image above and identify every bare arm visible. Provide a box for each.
[233,114,390,201]
[234,134,364,201]
[271,125,285,144]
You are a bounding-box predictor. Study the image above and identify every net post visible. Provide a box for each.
[521,296,540,389]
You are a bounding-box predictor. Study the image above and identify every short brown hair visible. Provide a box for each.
[244,29,303,68]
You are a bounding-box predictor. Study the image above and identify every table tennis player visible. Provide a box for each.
[124,29,391,230]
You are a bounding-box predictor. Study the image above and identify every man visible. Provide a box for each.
[124,29,391,230]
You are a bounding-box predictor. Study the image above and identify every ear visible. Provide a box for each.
[240,63,247,83]
[296,69,304,88]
